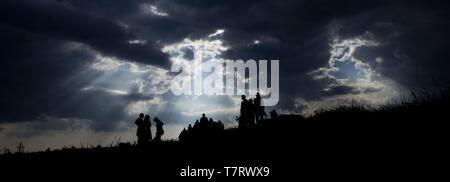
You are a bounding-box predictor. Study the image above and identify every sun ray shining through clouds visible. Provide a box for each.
[161,29,240,121]
[59,29,243,146]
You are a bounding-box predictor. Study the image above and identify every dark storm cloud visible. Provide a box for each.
[0,24,95,122]
[0,22,141,131]
[1,0,450,136]
[0,0,170,67]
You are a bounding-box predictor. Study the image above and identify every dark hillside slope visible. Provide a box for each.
[1,91,448,181]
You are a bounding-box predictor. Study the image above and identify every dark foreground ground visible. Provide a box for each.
[1,93,449,181]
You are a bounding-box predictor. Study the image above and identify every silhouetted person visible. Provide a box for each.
[270,109,278,119]
[200,113,208,124]
[239,95,249,129]
[188,124,193,131]
[193,120,200,131]
[154,117,164,142]
[135,113,147,145]
[240,95,248,115]
[218,120,224,131]
[143,115,152,142]
[209,118,215,128]
[192,120,200,140]
[200,113,208,129]
[179,128,187,142]
[254,92,265,122]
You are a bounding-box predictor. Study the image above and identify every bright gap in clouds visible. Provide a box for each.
[140,4,168,16]
[161,29,241,126]
[301,36,405,115]
[87,53,182,133]
[209,29,225,38]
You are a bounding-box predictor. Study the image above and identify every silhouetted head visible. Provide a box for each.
[209,118,213,122]
[144,115,150,121]
[218,120,222,123]
[256,92,260,97]
[249,99,253,103]
[202,113,205,117]
[153,117,162,124]
[241,95,246,100]
[139,113,144,118]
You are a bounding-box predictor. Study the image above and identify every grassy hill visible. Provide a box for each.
[1,90,448,181]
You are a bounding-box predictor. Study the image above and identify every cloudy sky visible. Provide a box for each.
[1,0,450,151]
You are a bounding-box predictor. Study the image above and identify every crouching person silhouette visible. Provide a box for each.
[154,117,164,142]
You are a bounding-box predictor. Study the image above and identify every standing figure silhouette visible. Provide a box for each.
[239,95,249,129]
[200,113,208,129]
[254,92,265,122]
[218,120,224,131]
[144,115,152,142]
[135,113,147,145]
[154,117,164,142]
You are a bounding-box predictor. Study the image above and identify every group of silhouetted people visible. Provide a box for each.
[178,113,224,142]
[238,92,268,129]
[135,113,164,145]
[136,92,281,144]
